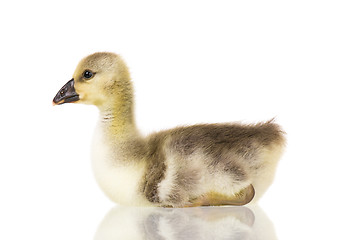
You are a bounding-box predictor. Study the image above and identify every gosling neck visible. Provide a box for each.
[98,83,138,138]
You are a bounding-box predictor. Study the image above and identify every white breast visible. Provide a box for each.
[91,123,150,206]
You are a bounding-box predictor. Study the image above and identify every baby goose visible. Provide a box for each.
[53,52,285,207]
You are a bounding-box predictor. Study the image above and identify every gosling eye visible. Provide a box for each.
[83,70,94,80]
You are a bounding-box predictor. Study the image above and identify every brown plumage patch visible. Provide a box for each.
[165,168,203,205]
[140,119,285,206]
[168,119,285,156]
[167,119,284,181]
[142,133,168,203]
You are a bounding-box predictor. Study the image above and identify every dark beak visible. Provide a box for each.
[53,79,80,105]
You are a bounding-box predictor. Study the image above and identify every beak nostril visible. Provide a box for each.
[60,87,68,97]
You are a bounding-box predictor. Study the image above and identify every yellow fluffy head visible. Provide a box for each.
[53,52,131,108]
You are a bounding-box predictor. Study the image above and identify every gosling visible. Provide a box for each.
[53,52,285,207]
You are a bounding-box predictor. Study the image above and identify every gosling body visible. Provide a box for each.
[53,52,285,207]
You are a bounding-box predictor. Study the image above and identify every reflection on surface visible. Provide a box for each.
[94,205,277,240]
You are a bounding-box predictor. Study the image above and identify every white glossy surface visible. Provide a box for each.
[94,204,277,240]
[94,205,276,240]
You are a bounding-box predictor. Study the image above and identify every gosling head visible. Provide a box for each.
[53,52,130,108]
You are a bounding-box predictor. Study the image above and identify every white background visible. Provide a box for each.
[1,0,337,239]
